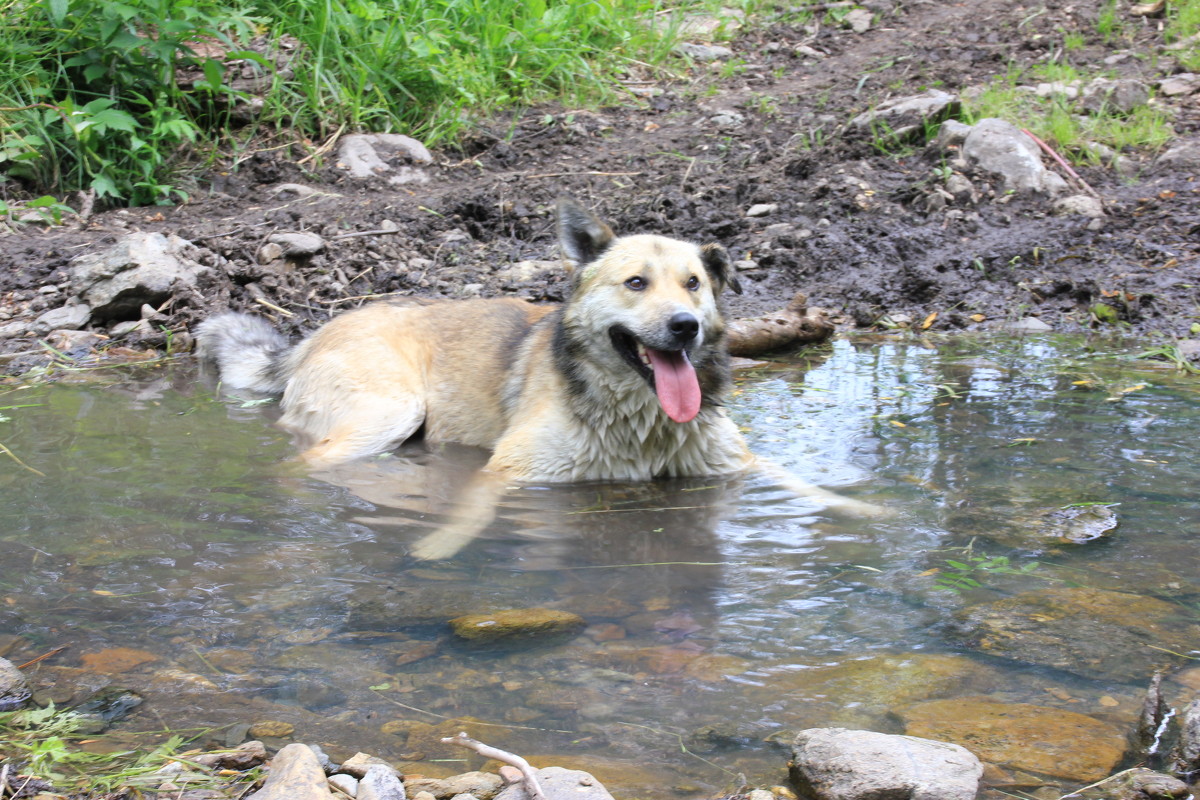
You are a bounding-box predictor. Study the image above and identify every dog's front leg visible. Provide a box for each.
[752,458,888,517]
[409,470,510,561]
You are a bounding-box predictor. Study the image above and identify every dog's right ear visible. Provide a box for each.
[556,197,614,266]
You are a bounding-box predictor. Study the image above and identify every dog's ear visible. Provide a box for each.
[701,243,743,295]
[557,197,614,266]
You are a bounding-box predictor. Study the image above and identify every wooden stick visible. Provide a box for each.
[16,644,69,670]
[330,228,405,240]
[441,733,547,800]
[1021,128,1100,198]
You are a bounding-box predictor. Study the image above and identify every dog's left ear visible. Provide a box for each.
[701,243,743,295]
[557,197,615,266]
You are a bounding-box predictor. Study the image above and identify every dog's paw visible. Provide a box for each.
[409,529,473,562]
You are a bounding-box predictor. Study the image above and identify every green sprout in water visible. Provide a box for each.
[934,553,1042,593]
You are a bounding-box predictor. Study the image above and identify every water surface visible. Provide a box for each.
[2,335,1198,795]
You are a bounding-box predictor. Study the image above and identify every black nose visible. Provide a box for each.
[668,312,699,342]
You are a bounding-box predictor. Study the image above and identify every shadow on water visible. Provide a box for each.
[2,334,1200,796]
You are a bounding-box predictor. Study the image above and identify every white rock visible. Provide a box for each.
[675,42,734,61]
[850,90,960,132]
[1007,317,1053,332]
[935,120,973,150]
[1158,73,1200,96]
[338,133,433,180]
[962,118,1063,196]
[494,768,613,800]
[844,8,872,32]
[358,764,405,800]
[1080,78,1150,115]
[0,657,31,711]
[32,303,91,334]
[1053,194,1105,218]
[746,203,779,217]
[790,728,982,800]
[69,232,209,321]
[267,231,326,258]
[329,774,358,796]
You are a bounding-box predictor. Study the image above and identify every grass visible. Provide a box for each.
[0,704,249,797]
[0,0,760,209]
[963,59,1173,164]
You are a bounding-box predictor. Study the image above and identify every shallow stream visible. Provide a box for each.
[3,334,1199,797]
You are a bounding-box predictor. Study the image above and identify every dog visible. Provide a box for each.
[197,198,873,558]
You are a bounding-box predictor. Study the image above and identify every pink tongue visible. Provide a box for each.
[645,348,701,423]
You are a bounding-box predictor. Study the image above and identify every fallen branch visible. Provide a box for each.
[16,644,69,670]
[441,732,547,800]
[1021,128,1100,198]
[726,292,835,357]
[331,228,405,240]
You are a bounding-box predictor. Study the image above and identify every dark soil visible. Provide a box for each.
[2,0,1199,373]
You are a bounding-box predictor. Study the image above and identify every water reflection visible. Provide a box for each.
[2,336,1199,797]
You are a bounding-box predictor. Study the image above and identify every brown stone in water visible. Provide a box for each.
[900,698,1126,781]
[79,647,160,673]
[448,608,584,644]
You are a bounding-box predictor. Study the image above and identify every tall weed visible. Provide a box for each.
[0,0,257,204]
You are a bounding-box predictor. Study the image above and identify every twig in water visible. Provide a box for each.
[17,644,69,670]
[442,732,546,800]
[0,442,46,477]
[1021,128,1100,198]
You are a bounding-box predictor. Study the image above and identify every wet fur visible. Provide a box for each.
[197,199,752,482]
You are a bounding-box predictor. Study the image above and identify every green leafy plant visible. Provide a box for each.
[0,704,242,795]
[0,0,257,204]
[934,552,1041,593]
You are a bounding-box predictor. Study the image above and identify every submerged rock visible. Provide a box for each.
[1033,504,1119,544]
[346,584,533,631]
[789,727,982,800]
[900,699,1125,782]
[448,608,585,645]
[951,586,1200,682]
[1058,767,1190,799]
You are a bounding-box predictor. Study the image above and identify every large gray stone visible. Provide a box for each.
[962,118,1063,196]
[69,232,209,321]
[31,302,92,334]
[850,89,960,135]
[0,657,31,711]
[359,764,406,800]
[1156,138,1200,172]
[337,133,433,182]
[789,728,982,800]
[493,767,614,800]
[247,742,334,800]
[1080,78,1151,115]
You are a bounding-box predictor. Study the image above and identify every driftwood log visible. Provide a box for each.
[726,291,834,357]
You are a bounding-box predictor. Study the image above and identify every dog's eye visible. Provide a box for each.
[686,276,700,291]
[624,276,647,291]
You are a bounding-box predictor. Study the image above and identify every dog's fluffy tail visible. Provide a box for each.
[195,312,292,393]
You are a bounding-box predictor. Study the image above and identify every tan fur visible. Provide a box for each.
[197,200,877,559]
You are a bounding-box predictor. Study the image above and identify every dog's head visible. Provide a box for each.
[555,197,742,424]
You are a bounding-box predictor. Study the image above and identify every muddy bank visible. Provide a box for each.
[2,0,1200,375]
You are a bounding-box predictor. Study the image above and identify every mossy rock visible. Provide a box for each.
[448,608,584,645]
